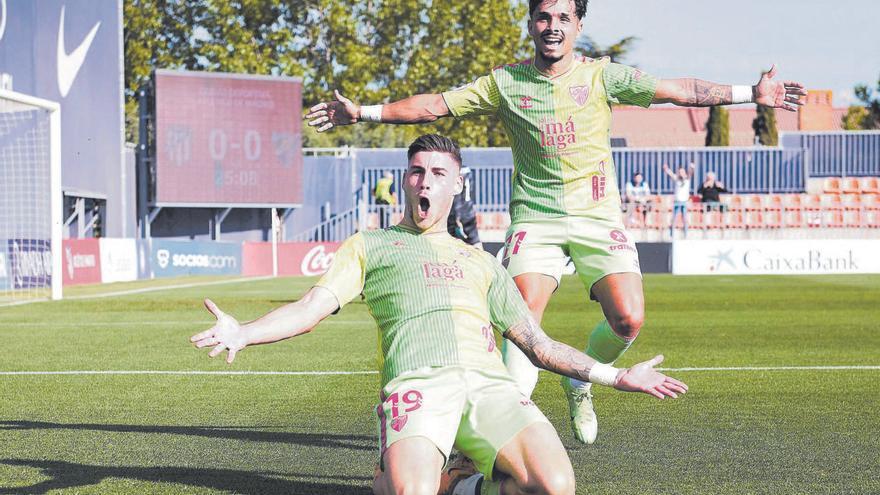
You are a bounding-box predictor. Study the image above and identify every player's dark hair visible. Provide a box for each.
[407,134,462,168]
[529,0,587,20]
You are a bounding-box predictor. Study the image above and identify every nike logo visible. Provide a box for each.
[56,5,101,98]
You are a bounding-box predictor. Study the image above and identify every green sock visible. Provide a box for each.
[586,319,634,364]
[568,320,634,390]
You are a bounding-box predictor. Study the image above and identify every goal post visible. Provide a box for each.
[0,89,62,303]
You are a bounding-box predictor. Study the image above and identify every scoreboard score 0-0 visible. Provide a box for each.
[154,70,303,206]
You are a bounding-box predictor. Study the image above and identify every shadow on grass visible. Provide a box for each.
[0,458,371,494]
[0,420,373,451]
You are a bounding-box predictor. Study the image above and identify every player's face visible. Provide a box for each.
[528,0,582,64]
[402,151,463,233]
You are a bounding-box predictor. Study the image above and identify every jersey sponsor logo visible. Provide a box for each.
[422,262,464,282]
[539,116,577,152]
[301,245,335,276]
[610,230,628,243]
[569,84,591,106]
[519,96,533,109]
[633,69,644,82]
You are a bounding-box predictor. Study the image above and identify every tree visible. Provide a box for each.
[123,0,531,147]
[575,35,637,63]
[850,73,880,129]
[842,106,870,130]
[752,104,778,146]
[705,106,730,146]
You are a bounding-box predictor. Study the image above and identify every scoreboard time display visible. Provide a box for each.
[154,70,303,206]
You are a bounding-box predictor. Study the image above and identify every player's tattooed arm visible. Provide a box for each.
[503,316,598,383]
[653,78,739,106]
[504,316,690,398]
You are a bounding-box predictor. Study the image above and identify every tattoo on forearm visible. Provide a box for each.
[504,318,595,382]
[682,79,732,106]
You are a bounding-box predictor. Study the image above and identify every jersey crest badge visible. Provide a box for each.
[569,85,591,106]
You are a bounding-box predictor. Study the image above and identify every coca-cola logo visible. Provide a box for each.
[301,245,335,276]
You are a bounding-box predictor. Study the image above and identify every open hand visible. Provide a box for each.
[613,355,689,399]
[754,65,807,112]
[190,299,249,364]
[306,90,359,132]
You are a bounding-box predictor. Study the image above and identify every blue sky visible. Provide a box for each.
[582,0,880,106]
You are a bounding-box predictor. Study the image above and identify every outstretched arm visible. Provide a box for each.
[306,90,450,132]
[653,65,807,112]
[190,287,340,363]
[504,316,688,399]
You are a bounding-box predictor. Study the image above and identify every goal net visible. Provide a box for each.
[0,89,62,304]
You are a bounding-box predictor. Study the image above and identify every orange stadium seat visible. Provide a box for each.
[859,177,879,195]
[764,207,783,228]
[745,209,764,229]
[784,208,804,228]
[819,194,843,227]
[782,194,804,212]
[745,194,764,212]
[687,209,704,230]
[863,194,880,228]
[804,194,824,228]
[766,194,784,212]
[841,194,863,227]
[727,195,745,213]
[823,177,842,194]
[702,208,724,229]
[725,209,745,229]
[842,177,861,194]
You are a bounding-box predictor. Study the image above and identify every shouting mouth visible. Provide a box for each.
[417,196,431,220]
[542,34,563,48]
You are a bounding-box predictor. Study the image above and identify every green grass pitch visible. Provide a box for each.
[1,274,878,494]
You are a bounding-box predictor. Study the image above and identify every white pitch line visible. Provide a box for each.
[0,276,275,308]
[0,366,878,376]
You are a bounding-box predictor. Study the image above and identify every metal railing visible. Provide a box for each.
[290,205,361,242]
[782,131,880,177]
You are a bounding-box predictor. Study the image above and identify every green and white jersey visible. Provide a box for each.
[315,225,530,386]
[442,57,657,222]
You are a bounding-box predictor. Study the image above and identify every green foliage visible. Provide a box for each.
[752,104,778,146]
[842,105,870,130]
[705,106,730,146]
[575,35,637,63]
[123,0,534,147]
[851,73,880,129]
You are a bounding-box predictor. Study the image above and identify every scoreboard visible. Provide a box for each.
[154,70,303,206]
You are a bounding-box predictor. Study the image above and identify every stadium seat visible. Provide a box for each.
[702,208,723,229]
[783,208,804,228]
[782,194,804,212]
[764,208,783,228]
[744,194,764,212]
[842,177,861,194]
[496,212,511,231]
[841,194,862,227]
[724,209,745,229]
[859,177,879,195]
[863,194,880,228]
[687,209,704,230]
[804,194,823,228]
[727,195,745,214]
[822,177,842,194]
[819,194,843,227]
[765,194,784,212]
[745,209,764,229]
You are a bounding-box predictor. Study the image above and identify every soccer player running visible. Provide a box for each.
[305,0,806,444]
[191,134,687,495]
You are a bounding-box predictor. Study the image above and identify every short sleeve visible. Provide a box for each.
[485,256,531,333]
[604,63,658,108]
[314,234,366,309]
[442,73,501,118]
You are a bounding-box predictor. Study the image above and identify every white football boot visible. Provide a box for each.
[561,375,598,444]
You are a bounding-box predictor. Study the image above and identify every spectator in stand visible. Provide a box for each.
[698,171,729,212]
[374,171,397,229]
[623,171,653,226]
[663,162,695,238]
[447,166,482,248]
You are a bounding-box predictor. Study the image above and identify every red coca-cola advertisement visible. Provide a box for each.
[243,242,341,277]
[62,239,102,286]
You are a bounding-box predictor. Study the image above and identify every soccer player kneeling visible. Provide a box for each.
[191,134,687,495]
